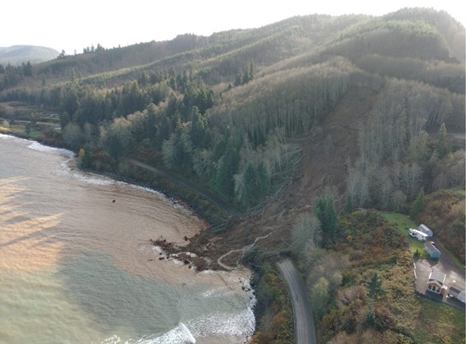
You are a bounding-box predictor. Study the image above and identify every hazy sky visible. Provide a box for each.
[1,0,464,54]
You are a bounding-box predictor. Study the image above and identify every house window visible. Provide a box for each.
[428,285,439,293]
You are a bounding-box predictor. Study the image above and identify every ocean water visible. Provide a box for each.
[0,134,254,344]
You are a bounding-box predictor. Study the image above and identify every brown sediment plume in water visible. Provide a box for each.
[0,178,64,273]
[0,146,252,296]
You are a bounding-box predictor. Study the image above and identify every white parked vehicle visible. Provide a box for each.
[448,286,466,303]
[409,228,427,241]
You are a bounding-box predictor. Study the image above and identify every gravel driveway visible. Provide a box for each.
[414,238,465,311]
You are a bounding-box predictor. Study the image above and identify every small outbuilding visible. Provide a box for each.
[418,224,433,237]
[424,242,441,259]
[448,286,465,303]
[427,270,447,295]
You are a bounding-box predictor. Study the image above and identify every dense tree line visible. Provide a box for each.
[419,189,465,262]
[212,57,353,145]
[354,54,465,93]
[82,44,106,54]
[3,53,462,212]
[326,18,453,63]
[197,58,354,206]
[383,7,465,61]
[0,8,463,213]
[91,60,316,208]
[346,78,465,210]
[94,57,354,209]
[0,62,32,90]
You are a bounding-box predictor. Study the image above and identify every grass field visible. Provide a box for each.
[9,124,43,139]
[414,297,466,344]
[382,212,430,259]
[452,188,465,198]
[0,123,45,141]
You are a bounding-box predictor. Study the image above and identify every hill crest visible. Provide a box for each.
[0,45,59,65]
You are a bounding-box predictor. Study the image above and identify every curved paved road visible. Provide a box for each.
[125,158,242,217]
[277,259,316,344]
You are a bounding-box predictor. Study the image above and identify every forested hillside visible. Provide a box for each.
[0,7,464,343]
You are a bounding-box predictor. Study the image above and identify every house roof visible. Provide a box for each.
[425,242,440,253]
[419,224,433,233]
[428,270,446,286]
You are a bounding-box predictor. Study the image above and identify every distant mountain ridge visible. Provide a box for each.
[0,45,59,65]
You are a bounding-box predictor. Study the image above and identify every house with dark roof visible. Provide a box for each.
[424,242,441,259]
[427,270,447,295]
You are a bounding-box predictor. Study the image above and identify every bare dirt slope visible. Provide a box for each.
[184,85,379,268]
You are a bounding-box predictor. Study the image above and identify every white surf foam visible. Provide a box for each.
[0,134,74,157]
[27,141,75,157]
[98,334,122,344]
[58,160,116,186]
[173,202,194,216]
[131,323,196,344]
[0,133,21,140]
[125,184,167,199]
[186,308,256,339]
[126,308,255,344]
[70,171,115,186]
[96,281,256,344]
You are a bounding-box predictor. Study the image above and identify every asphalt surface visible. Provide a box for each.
[125,158,243,217]
[277,259,316,344]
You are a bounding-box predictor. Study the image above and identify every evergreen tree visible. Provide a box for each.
[189,106,211,149]
[365,272,386,324]
[437,122,448,158]
[213,128,231,161]
[22,61,32,76]
[256,162,270,198]
[79,145,93,168]
[60,111,71,130]
[315,196,337,246]
[344,194,353,213]
[243,61,254,83]
[234,73,242,87]
[145,103,158,142]
[243,162,259,207]
[215,144,239,200]
[248,61,254,82]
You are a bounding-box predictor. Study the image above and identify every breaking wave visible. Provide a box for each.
[136,323,196,344]
[27,141,75,157]
[186,308,255,339]
[98,307,255,344]
[58,160,115,186]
